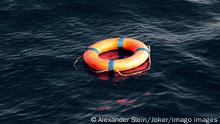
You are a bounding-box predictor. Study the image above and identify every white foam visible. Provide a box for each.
[185,0,217,4]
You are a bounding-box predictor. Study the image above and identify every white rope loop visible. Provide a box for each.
[73,55,82,70]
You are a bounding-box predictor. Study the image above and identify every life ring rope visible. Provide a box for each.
[73,55,82,70]
[89,55,151,76]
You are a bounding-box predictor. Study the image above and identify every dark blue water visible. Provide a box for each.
[1,0,220,124]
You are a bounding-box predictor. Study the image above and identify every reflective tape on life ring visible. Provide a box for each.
[136,48,150,54]
[108,60,114,71]
[87,47,99,54]
[118,36,125,48]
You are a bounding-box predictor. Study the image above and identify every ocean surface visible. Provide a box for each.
[1,0,220,124]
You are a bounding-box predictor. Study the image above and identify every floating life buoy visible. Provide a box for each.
[83,37,151,72]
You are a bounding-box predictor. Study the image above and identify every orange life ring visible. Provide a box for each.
[83,37,151,72]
